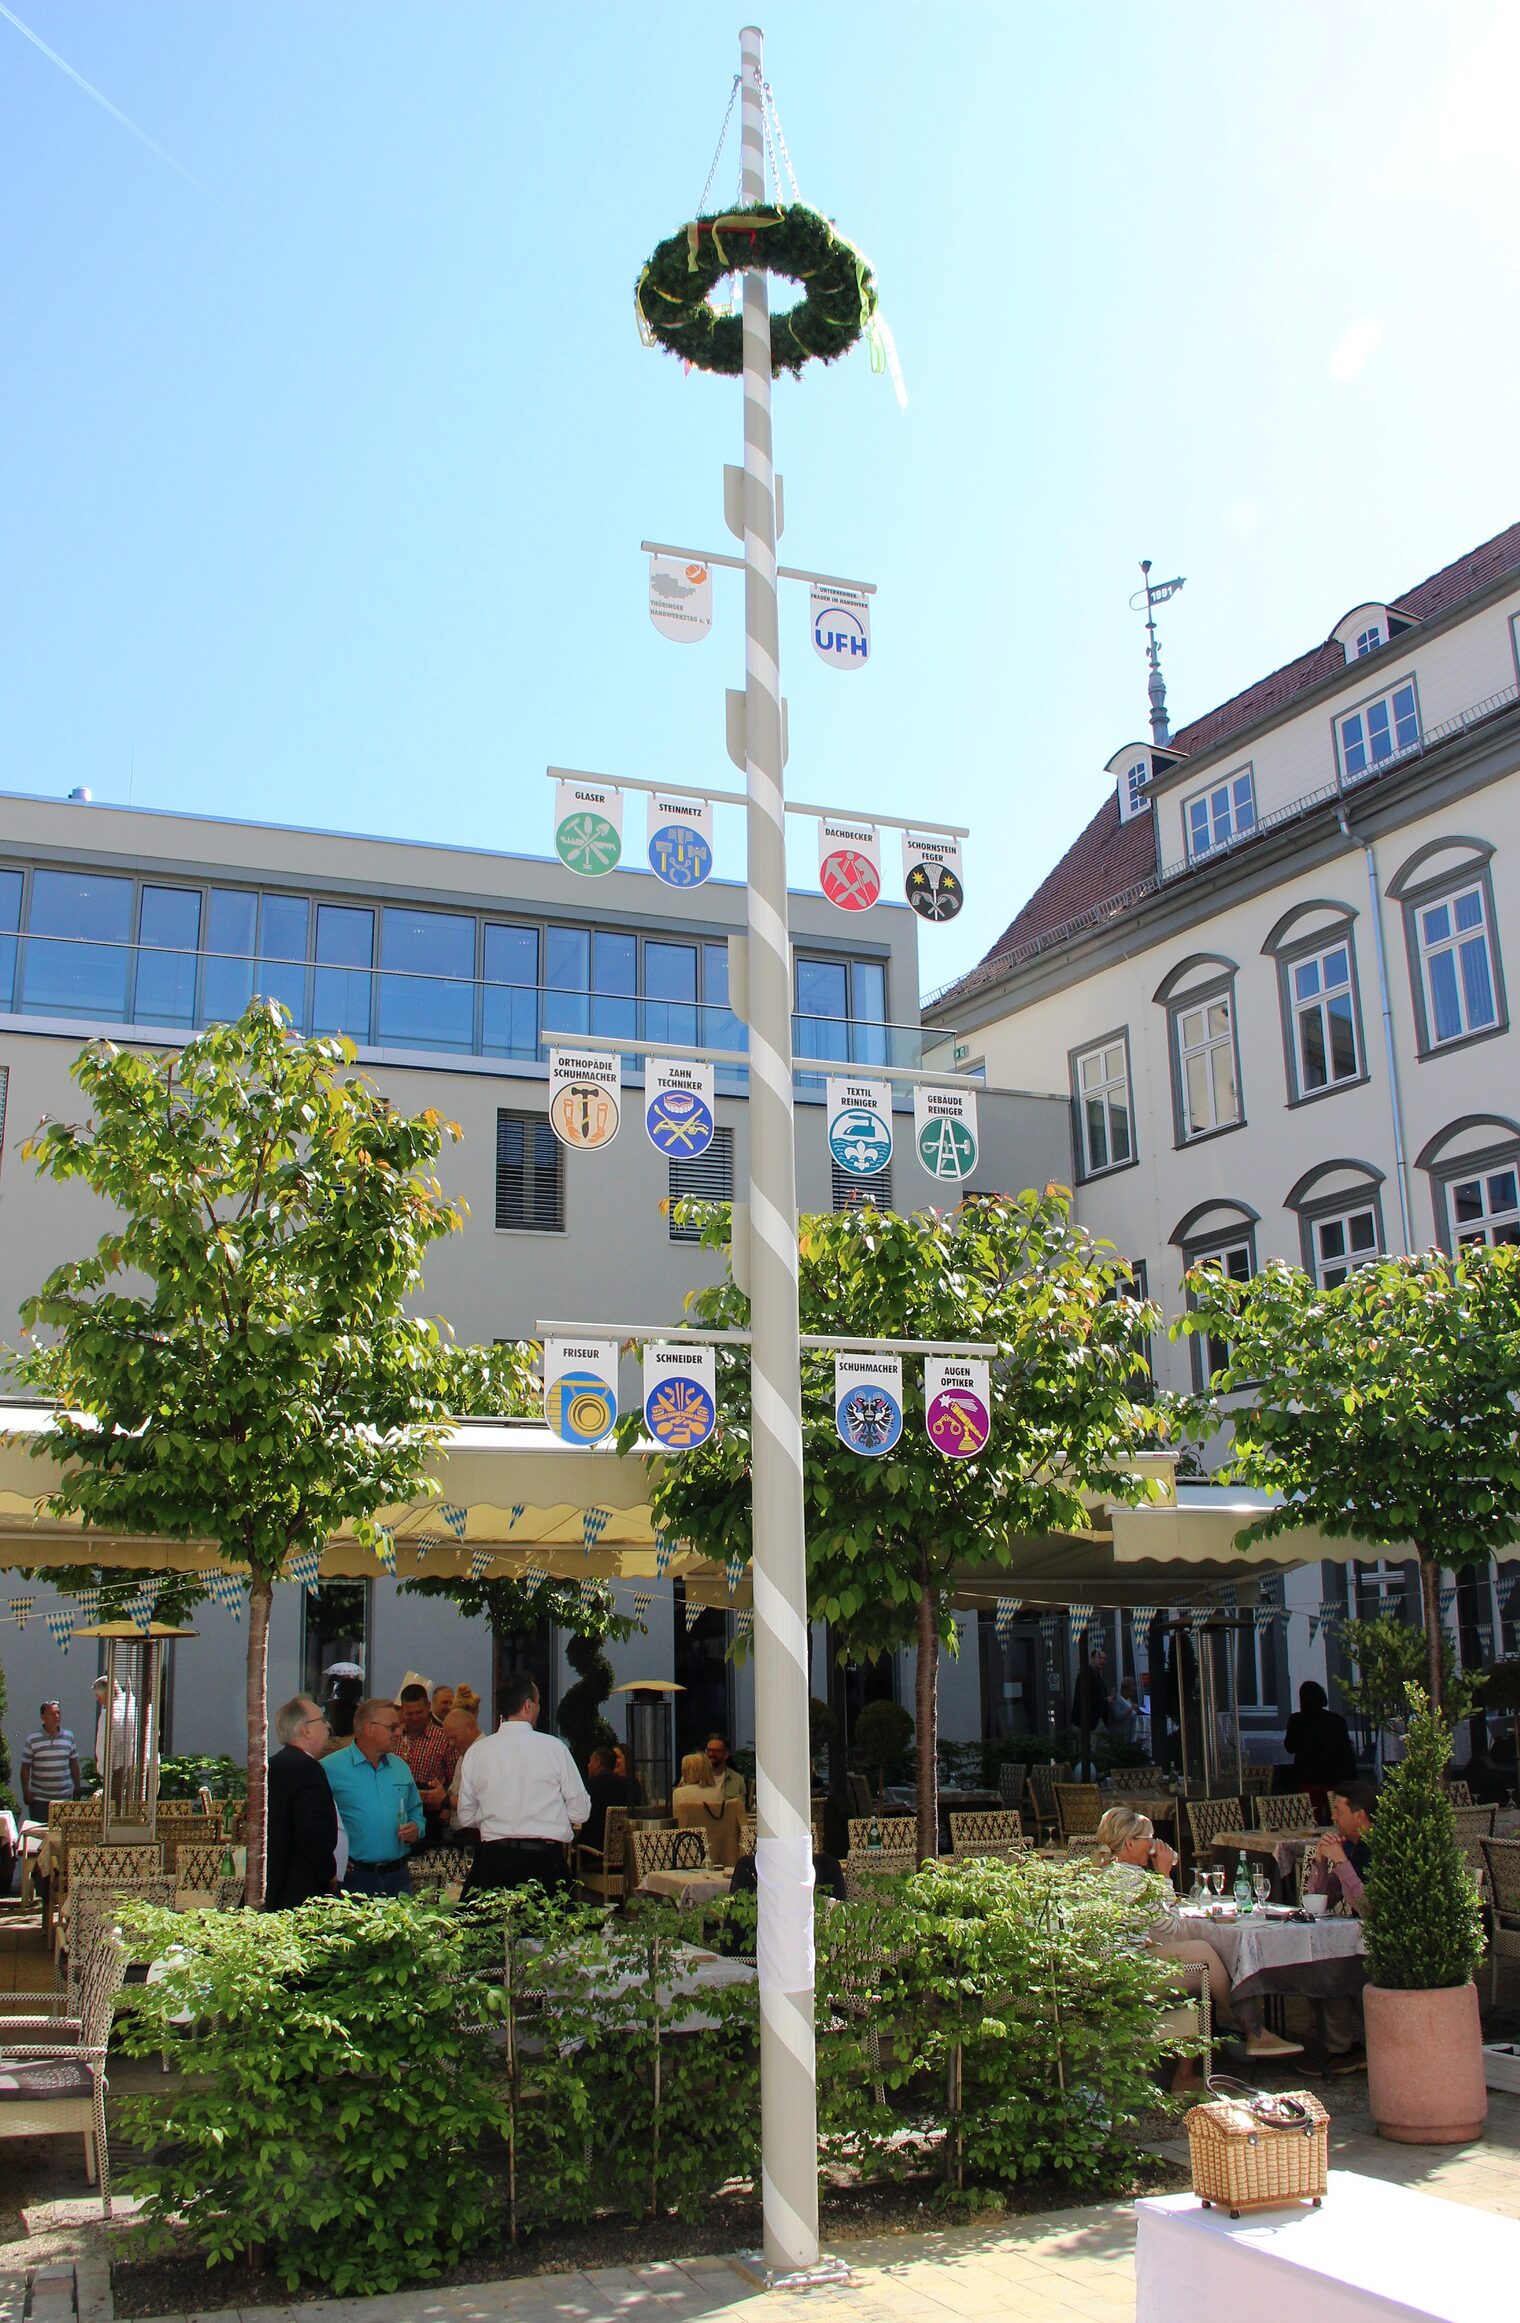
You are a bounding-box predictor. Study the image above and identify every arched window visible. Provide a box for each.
[1170,1198,1259,1389]
[1154,955,1244,1146]
[1415,1117,1520,1252]
[1284,1159,1385,1286]
[1387,837,1506,1055]
[1261,901,1367,1104]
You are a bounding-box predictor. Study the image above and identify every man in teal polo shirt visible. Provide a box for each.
[323,1698,423,1898]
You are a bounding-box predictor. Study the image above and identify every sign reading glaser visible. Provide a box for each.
[554,779,623,877]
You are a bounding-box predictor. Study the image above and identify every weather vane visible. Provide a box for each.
[1131,558,1186,744]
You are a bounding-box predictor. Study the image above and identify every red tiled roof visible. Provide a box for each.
[942,520,1520,1006]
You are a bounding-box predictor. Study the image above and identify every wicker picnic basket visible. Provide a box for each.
[1186,2078,1330,2217]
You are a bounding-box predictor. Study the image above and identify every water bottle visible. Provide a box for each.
[218,1843,235,1881]
[1233,1859,1254,1913]
[866,1813,883,1853]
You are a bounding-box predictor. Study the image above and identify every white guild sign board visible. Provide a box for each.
[642,1342,719,1451]
[810,582,871,671]
[648,554,714,642]
[645,1056,716,1160]
[924,1356,991,1458]
[913,1085,979,1181]
[835,1353,903,1457]
[646,790,714,889]
[825,1076,892,1177]
[544,1337,620,1446]
[548,1047,622,1150]
[818,816,881,912]
[902,830,965,924]
[554,779,623,877]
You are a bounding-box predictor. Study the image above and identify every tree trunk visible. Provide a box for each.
[915,1551,939,1866]
[245,1573,273,1906]
[1417,1553,1444,1718]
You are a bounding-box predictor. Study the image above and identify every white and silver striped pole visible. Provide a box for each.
[737,22,820,2276]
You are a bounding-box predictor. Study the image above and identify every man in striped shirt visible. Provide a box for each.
[21,1701,82,1814]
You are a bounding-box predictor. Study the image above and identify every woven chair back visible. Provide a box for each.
[846,1815,916,1857]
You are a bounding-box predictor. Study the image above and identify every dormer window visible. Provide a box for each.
[1332,600,1415,666]
[1109,740,1181,823]
[1123,758,1150,817]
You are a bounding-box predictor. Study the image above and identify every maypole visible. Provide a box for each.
[734,23,819,2278]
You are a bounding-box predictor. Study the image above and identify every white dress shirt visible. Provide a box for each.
[455,1720,591,1842]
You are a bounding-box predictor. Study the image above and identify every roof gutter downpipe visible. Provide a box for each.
[1338,806,1414,1251]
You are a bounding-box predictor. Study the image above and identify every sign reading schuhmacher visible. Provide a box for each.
[548,1048,622,1151]
[834,1353,903,1457]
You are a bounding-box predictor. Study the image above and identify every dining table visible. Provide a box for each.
[1174,1902,1366,2010]
[638,1865,734,1903]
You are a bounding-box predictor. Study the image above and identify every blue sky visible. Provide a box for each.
[4,3,1518,1015]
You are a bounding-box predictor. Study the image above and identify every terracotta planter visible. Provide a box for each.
[1364,1980,1488,2144]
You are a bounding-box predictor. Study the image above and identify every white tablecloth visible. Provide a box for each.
[1136,2171,1520,2323]
[638,1867,732,1901]
[1174,1905,1365,1999]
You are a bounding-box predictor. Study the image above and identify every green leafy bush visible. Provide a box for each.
[1363,1687,1484,1992]
[1341,1617,1476,1731]
[116,1895,513,2292]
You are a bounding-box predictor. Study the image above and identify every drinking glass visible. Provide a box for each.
[1253,1871,1271,1909]
[1210,1866,1225,1899]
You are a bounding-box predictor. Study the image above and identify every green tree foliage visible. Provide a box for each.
[1340,1615,1476,1734]
[1178,1246,1520,1711]
[1362,1687,1484,1991]
[400,1566,638,1734]
[853,1697,913,1806]
[558,1625,618,1765]
[620,1191,1160,1860]
[8,1005,537,1898]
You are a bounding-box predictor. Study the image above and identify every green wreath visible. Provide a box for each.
[636,203,877,380]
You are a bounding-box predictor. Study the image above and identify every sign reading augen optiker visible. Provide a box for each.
[818,816,881,912]
[643,1342,718,1451]
[810,582,871,671]
[555,779,623,876]
[646,791,714,889]
[544,1337,620,1446]
[835,1354,903,1457]
[645,1057,715,1160]
[825,1076,892,1178]
[648,554,713,643]
[913,1085,978,1180]
[902,831,964,924]
[549,1048,622,1151]
[924,1357,991,1459]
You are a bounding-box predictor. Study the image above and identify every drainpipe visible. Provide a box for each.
[1338,807,1413,1252]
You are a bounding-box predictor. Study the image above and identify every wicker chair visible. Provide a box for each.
[169,1843,230,1904]
[1452,1804,1498,1887]
[1062,1835,1105,1861]
[67,1879,175,1986]
[1443,1780,1474,1808]
[846,1815,917,1859]
[1053,1783,1102,1842]
[1185,1797,1244,1860]
[948,1809,1025,1861]
[1295,1837,1325,1904]
[57,1841,164,1946]
[843,1857,915,1900]
[160,1820,219,1870]
[996,1763,1030,1814]
[1167,1956,1213,2073]
[1026,1764,1060,1842]
[1108,1767,1165,1793]
[1252,1791,1317,1834]
[1480,1838,1520,2005]
[1240,1762,1275,1797]
[408,1849,474,1899]
[155,1800,199,1820]
[0,1929,125,2214]
[47,1799,104,1830]
[632,1825,710,1885]
[574,1807,630,1905]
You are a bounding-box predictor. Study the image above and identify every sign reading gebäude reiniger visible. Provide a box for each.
[544,1337,620,1446]
[549,1048,622,1150]
[913,1085,978,1180]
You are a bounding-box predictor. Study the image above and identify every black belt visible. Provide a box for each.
[348,1857,408,1872]
[479,1836,565,1850]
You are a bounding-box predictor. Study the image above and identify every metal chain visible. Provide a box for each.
[763,81,802,204]
[697,75,740,215]
[760,94,782,208]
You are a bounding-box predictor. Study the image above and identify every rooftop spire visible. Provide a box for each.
[1132,559,1186,744]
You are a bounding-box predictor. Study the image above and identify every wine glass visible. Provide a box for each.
[1253,1870,1271,1910]
[1210,1865,1226,1899]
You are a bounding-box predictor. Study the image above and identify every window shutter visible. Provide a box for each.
[830,1160,893,1212]
[495,1110,564,1232]
[668,1128,734,1242]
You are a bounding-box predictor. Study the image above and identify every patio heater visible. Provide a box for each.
[78,1622,197,1846]
[613,1679,682,1814]
[1172,1613,1247,1799]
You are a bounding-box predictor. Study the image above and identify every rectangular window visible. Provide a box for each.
[1073,1037,1133,1176]
[21,869,134,1019]
[1174,992,1241,1139]
[793,954,889,1078]
[542,924,590,1044]
[591,930,638,1045]
[669,1125,734,1242]
[1188,1239,1252,1387]
[495,1110,564,1232]
[256,893,309,1026]
[1291,940,1359,1093]
[378,906,475,1053]
[483,922,539,1059]
[831,1158,894,1211]
[644,940,699,1049]
[1339,681,1419,779]
[1311,1205,1379,1288]
[1186,770,1256,860]
[702,940,746,1062]
[312,904,374,1040]
[0,868,22,1010]
[203,888,257,1024]
[134,886,202,1028]
[1418,883,1499,1044]
[1451,1165,1520,1249]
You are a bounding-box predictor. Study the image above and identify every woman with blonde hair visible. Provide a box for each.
[1096,1805,1301,2063]
[672,1749,742,1867]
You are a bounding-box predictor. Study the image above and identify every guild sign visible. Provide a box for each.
[647,791,715,889]
[554,779,624,877]
[543,1336,621,1447]
[834,1355,904,1458]
[913,1086,979,1182]
[646,1085,715,1158]
[548,1048,622,1151]
[648,555,714,643]
[825,1077,892,1178]
[925,1358,992,1460]
[818,817,882,913]
[810,582,872,672]
[643,1342,718,1454]
[902,831,965,924]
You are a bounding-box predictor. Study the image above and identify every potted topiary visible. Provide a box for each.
[1362,1686,1487,2144]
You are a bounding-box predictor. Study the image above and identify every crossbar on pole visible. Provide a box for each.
[641,538,878,595]
[547,764,967,843]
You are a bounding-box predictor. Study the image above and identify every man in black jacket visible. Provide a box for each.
[265,1695,339,1909]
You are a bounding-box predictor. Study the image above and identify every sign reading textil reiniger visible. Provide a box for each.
[544,1338,620,1446]
[643,1342,718,1451]
[554,779,623,876]
[835,1354,903,1457]
[825,1076,892,1177]
[914,1085,978,1180]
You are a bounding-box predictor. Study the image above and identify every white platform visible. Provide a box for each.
[1135,2169,1520,2323]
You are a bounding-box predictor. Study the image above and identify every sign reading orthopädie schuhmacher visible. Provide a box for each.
[548,1048,622,1151]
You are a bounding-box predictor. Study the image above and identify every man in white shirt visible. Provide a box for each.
[455,1670,590,1898]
